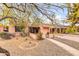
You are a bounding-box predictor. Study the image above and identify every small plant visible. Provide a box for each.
[46,32,49,38]
[37,31,43,40]
[20,31,28,37]
[0,32,7,37]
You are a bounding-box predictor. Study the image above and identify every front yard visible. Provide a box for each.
[0,36,72,56]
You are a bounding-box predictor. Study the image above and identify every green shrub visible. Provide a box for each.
[0,32,15,39]
[66,26,77,34]
[0,32,7,36]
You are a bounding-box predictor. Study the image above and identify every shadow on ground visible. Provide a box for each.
[0,47,10,56]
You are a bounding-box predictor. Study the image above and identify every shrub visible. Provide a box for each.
[0,32,15,39]
[20,31,29,37]
[66,26,77,34]
[37,31,43,40]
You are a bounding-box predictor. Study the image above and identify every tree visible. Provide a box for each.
[0,3,67,35]
[66,3,79,33]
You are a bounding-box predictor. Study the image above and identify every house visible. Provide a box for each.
[28,24,68,38]
[29,24,66,34]
[0,19,79,36]
[0,24,15,33]
[29,24,79,35]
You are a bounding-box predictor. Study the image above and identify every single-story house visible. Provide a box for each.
[0,23,79,36]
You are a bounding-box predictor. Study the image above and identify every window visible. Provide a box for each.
[15,26,21,32]
[29,27,40,33]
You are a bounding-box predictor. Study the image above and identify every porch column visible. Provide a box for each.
[55,28,57,33]
[0,26,4,32]
[59,28,61,33]
[49,28,51,33]
[9,26,15,33]
[61,28,62,33]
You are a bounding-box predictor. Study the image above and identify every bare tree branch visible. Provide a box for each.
[0,16,17,22]
[31,3,54,23]
[3,3,26,13]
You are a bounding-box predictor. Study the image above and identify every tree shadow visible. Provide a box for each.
[0,47,10,56]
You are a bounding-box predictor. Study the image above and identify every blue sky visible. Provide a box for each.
[40,5,68,25]
[53,7,69,25]
[0,3,68,25]
[52,6,68,19]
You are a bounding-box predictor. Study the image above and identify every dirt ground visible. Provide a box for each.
[0,36,72,56]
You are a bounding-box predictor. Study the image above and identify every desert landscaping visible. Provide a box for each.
[0,3,79,56]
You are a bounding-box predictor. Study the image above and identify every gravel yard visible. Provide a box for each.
[0,37,73,56]
[53,37,79,50]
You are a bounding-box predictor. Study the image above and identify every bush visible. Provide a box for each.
[0,32,15,39]
[66,26,77,34]
[20,32,26,37]
[37,31,43,40]
[0,32,8,37]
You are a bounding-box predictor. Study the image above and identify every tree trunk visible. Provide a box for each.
[24,19,30,36]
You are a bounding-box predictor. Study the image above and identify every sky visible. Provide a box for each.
[0,3,69,26]
[56,8,68,19]
[55,7,68,25]
[39,4,68,25]
[51,6,68,19]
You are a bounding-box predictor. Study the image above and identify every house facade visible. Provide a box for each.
[29,24,79,35]
[0,25,15,33]
[0,23,79,36]
[29,24,67,35]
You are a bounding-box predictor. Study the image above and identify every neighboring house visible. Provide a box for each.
[0,16,16,33]
[0,24,15,33]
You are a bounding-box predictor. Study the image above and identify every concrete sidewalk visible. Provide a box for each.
[54,34,79,42]
[47,38,79,56]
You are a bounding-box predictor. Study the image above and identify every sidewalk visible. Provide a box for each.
[54,34,79,42]
[47,38,79,56]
